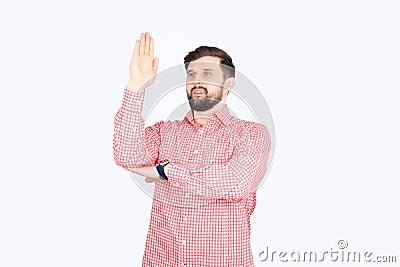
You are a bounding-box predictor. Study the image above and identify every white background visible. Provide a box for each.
[0,0,399,266]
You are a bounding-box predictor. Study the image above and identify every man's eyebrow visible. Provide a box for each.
[187,68,214,73]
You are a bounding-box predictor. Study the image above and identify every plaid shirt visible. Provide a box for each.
[113,88,271,266]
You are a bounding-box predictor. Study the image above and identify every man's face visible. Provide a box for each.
[186,56,226,111]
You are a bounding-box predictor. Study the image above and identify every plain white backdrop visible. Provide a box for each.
[0,0,399,266]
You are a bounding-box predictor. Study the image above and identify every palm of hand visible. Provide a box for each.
[128,32,159,90]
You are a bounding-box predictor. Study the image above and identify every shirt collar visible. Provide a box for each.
[185,105,233,127]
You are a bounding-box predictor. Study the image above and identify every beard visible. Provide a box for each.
[187,86,223,111]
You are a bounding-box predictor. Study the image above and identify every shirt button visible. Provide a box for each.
[182,240,186,245]
[183,217,188,222]
[198,129,203,134]
[193,150,198,154]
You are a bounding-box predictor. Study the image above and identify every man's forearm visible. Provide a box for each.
[163,124,271,200]
[125,165,165,183]
[113,88,152,168]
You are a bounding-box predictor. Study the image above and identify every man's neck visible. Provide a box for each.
[192,103,226,126]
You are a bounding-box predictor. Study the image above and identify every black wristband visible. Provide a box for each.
[156,160,170,180]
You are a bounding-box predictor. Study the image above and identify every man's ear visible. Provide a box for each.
[223,77,236,94]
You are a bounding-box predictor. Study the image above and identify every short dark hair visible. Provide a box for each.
[184,46,235,79]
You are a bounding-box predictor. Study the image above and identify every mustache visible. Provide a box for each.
[191,86,208,94]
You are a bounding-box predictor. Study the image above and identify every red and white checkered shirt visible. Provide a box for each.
[113,87,271,266]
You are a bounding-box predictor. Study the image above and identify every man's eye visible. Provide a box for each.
[204,72,212,77]
[188,73,195,78]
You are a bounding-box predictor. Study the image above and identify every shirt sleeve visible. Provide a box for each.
[113,87,163,168]
[166,122,271,200]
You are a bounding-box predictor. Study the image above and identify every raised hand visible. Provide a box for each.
[126,32,159,91]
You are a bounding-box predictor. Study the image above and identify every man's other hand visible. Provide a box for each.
[123,166,165,183]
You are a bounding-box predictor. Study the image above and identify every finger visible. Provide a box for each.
[149,36,154,57]
[139,33,145,54]
[133,40,139,56]
[144,32,150,55]
[153,57,159,72]
[145,177,156,183]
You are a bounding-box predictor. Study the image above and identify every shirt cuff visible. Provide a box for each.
[166,163,191,189]
[121,87,146,110]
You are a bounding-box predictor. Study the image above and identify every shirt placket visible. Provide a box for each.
[178,207,190,266]
[187,127,205,171]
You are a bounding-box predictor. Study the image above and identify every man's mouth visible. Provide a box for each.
[193,90,206,96]
[191,87,207,96]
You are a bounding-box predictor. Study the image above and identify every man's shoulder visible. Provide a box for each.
[145,118,185,130]
[227,117,268,133]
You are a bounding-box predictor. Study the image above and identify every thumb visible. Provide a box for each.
[153,57,159,72]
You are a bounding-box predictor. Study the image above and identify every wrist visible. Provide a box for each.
[125,80,141,92]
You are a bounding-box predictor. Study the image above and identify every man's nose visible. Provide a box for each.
[194,80,205,87]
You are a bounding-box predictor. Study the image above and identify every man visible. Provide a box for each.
[113,32,271,266]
